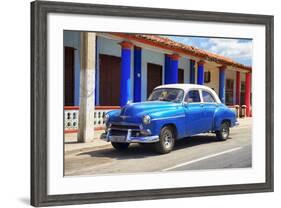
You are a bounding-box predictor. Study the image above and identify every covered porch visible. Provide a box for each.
[64,31,252,142]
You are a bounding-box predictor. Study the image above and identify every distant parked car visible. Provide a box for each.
[101,84,238,154]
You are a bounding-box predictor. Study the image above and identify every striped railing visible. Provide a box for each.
[64,106,80,133]
[94,106,121,130]
[227,105,248,118]
[64,106,121,133]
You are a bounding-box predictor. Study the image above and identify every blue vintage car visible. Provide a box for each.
[101,84,239,154]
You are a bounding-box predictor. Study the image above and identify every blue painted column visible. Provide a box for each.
[197,61,205,85]
[164,54,171,84]
[133,46,142,102]
[165,54,179,84]
[170,54,179,83]
[119,41,133,107]
[219,65,226,103]
[189,59,195,84]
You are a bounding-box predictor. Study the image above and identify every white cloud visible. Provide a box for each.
[163,36,253,66]
[208,38,252,61]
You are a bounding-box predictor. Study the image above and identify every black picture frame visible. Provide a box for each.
[31,0,274,207]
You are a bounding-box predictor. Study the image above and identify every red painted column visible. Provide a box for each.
[235,71,241,105]
[245,72,251,116]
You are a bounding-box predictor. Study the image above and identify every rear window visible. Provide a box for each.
[202,91,216,103]
[185,90,201,103]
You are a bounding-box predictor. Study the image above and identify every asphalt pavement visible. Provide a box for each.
[64,118,252,176]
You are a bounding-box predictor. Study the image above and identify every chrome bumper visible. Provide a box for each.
[100,128,159,143]
[235,121,239,126]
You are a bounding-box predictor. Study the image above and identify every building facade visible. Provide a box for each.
[64,31,252,142]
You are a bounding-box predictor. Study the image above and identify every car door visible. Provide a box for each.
[183,89,205,136]
[201,90,218,131]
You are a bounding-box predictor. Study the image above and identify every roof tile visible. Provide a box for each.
[112,33,251,71]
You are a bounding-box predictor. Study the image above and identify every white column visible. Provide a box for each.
[78,32,96,143]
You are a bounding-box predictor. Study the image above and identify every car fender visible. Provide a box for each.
[106,109,121,117]
[213,105,236,131]
[147,107,186,138]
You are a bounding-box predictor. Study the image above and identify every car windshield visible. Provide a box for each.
[147,88,184,103]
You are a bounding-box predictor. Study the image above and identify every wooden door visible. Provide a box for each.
[64,46,75,106]
[99,54,121,106]
[178,68,184,83]
[147,63,162,98]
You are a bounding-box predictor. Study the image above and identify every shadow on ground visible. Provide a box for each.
[78,135,231,160]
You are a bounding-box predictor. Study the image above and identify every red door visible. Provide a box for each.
[99,54,121,106]
[147,63,162,98]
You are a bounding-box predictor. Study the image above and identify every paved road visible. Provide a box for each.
[64,118,252,176]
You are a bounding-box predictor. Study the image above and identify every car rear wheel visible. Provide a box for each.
[216,121,230,141]
[111,142,130,151]
[155,126,175,154]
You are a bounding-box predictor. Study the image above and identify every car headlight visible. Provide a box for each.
[143,115,151,125]
[104,114,109,123]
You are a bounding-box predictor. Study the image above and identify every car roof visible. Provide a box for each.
[155,84,221,103]
[155,84,211,91]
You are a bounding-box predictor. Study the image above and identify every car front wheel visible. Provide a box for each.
[155,126,175,154]
[111,142,130,151]
[216,121,230,141]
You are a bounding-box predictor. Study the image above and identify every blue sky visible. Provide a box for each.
[162,36,252,66]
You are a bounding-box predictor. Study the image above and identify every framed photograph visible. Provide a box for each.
[31,0,274,207]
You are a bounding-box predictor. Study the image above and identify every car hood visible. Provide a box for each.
[120,101,181,117]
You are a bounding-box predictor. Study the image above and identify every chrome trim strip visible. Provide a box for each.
[107,135,159,143]
[151,115,185,121]
[100,129,159,143]
[110,127,140,131]
[110,122,140,126]
[126,136,159,143]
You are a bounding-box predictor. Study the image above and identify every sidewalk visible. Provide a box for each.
[64,117,252,153]
[64,130,109,152]
[236,117,252,127]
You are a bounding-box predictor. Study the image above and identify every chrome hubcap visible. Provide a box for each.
[163,130,173,148]
[222,125,229,138]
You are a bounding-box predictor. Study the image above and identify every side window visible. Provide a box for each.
[202,91,216,103]
[185,90,201,103]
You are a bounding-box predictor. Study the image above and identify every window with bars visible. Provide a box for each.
[204,71,211,83]
[240,81,246,105]
[225,79,234,105]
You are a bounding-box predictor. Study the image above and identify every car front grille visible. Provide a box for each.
[110,123,141,137]
[110,124,140,131]
[110,129,128,136]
